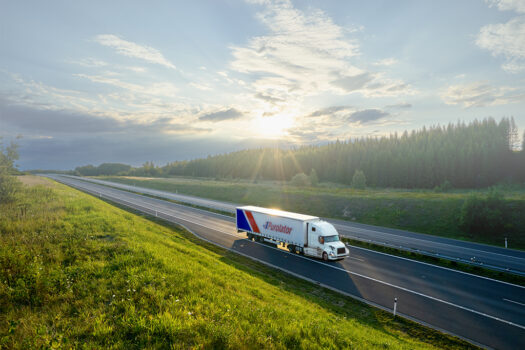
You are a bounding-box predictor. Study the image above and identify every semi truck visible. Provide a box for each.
[236,205,349,261]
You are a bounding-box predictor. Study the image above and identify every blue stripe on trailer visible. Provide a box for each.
[236,208,251,231]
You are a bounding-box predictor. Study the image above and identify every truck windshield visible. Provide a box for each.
[324,235,339,242]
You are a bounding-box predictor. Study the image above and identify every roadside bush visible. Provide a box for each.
[309,169,319,187]
[351,170,366,189]
[459,191,510,237]
[290,173,311,187]
[433,180,452,193]
[0,139,21,203]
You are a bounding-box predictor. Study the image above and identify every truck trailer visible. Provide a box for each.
[236,205,349,261]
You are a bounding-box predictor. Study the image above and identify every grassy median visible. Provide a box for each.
[0,176,476,349]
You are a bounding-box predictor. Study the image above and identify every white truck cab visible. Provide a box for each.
[305,221,348,261]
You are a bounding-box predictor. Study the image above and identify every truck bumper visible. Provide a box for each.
[328,252,349,260]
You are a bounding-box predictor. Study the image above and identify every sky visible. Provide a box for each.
[1,0,525,170]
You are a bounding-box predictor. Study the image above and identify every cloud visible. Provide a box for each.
[230,0,413,105]
[487,0,525,13]
[190,82,212,91]
[198,108,244,122]
[373,58,398,66]
[1,71,200,130]
[254,92,285,104]
[386,102,412,109]
[75,73,177,97]
[441,81,525,107]
[0,103,120,133]
[0,102,210,136]
[348,109,390,124]
[94,34,176,69]
[68,58,109,67]
[477,3,525,72]
[308,106,352,117]
[332,73,374,92]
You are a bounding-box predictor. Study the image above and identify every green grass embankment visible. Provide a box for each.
[100,176,525,250]
[0,177,476,349]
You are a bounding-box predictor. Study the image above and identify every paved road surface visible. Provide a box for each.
[46,174,525,349]
[64,175,525,276]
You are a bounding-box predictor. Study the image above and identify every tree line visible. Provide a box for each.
[72,117,525,189]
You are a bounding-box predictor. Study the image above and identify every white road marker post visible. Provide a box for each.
[393,297,398,317]
[505,237,508,248]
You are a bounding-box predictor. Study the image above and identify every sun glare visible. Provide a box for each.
[253,114,295,138]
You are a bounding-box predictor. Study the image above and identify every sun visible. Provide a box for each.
[253,114,295,138]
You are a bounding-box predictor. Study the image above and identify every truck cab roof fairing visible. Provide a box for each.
[237,206,319,222]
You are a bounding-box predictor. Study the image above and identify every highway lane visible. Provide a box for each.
[65,175,525,275]
[46,174,525,349]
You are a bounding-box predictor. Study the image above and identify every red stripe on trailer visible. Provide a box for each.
[245,211,260,233]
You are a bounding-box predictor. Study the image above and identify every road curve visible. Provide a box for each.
[45,174,525,349]
[64,175,525,276]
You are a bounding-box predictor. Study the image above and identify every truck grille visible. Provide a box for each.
[337,247,346,255]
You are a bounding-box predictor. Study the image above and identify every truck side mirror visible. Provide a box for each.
[319,236,324,244]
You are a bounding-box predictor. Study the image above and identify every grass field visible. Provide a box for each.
[100,176,525,250]
[0,176,476,349]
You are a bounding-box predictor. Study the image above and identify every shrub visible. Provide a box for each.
[290,173,311,187]
[309,169,319,187]
[434,180,452,193]
[459,191,509,237]
[351,170,366,189]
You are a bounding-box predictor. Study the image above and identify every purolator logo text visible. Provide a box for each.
[263,221,292,234]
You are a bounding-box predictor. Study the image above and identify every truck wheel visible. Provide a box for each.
[322,252,328,261]
[288,245,295,253]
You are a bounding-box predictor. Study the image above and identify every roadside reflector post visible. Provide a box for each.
[393,297,398,317]
[505,237,508,248]
[155,211,158,217]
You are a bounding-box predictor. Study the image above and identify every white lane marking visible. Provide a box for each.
[52,177,525,289]
[100,180,525,289]
[72,175,525,279]
[503,298,525,307]
[348,245,525,290]
[65,175,236,215]
[68,175,525,262]
[73,177,236,219]
[56,178,525,331]
[53,178,224,230]
[348,256,365,262]
[334,224,525,262]
[78,175,525,269]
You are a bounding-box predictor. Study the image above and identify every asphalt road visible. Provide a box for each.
[46,174,525,349]
[64,175,525,276]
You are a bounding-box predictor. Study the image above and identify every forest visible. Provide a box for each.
[73,118,525,189]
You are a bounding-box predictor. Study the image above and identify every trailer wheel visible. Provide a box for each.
[288,245,295,253]
[322,252,328,261]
